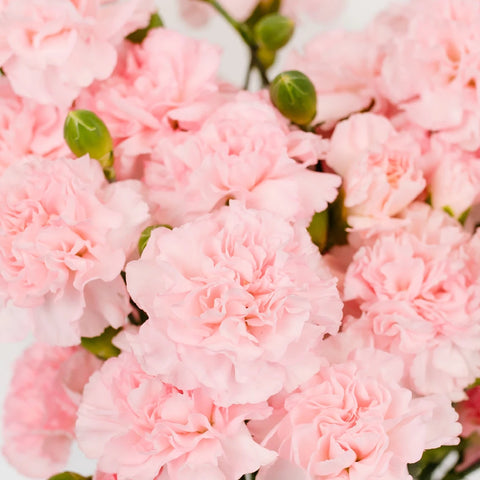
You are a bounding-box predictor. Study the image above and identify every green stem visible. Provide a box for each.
[244,56,255,89]
[199,0,270,86]
[251,50,270,86]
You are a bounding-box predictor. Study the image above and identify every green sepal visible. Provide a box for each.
[256,46,276,69]
[442,205,471,226]
[126,13,163,44]
[81,326,121,360]
[466,377,480,390]
[138,224,173,255]
[458,207,471,226]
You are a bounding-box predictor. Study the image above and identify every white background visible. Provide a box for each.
[4,0,479,479]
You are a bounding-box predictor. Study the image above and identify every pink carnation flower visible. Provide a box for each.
[457,385,480,438]
[343,203,480,400]
[250,349,460,480]
[288,31,383,126]
[94,474,117,480]
[144,92,340,226]
[377,0,480,150]
[0,155,150,345]
[0,0,156,107]
[327,113,426,229]
[125,202,342,406]
[0,78,68,174]
[455,386,480,470]
[76,352,276,480]
[3,343,101,478]
[76,28,221,179]
[423,139,480,218]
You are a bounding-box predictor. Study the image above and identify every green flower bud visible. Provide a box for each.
[48,472,91,480]
[254,14,295,51]
[269,70,317,126]
[64,109,114,172]
[81,326,121,360]
[257,46,276,69]
[138,224,172,255]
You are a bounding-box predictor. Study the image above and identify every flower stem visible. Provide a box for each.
[198,0,270,87]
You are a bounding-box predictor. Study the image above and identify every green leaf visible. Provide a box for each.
[81,327,121,360]
[269,70,317,126]
[126,13,163,44]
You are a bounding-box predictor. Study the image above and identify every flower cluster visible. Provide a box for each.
[2,1,480,480]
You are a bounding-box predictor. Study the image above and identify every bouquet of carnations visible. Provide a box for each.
[3,0,480,479]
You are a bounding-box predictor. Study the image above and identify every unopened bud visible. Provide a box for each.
[64,109,114,177]
[269,70,317,126]
[257,46,276,69]
[254,14,295,51]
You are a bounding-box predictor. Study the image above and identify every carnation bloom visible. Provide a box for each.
[76,28,221,179]
[288,30,382,126]
[342,203,480,401]
[377,0,480,150]
[0,155,150,345]
[0,0,156,107]
[423,138,480,218]
[455,385,480,470]
[94,473,117,480]
[144,92,340,226]
[3,343,101,478]
[76,352,276,480]
[0,77,68,174]
[125,202,342,406]
[249,350,460,480]
[327,113,426,229]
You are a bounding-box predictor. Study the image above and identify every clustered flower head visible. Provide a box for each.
[4,0,480,480]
